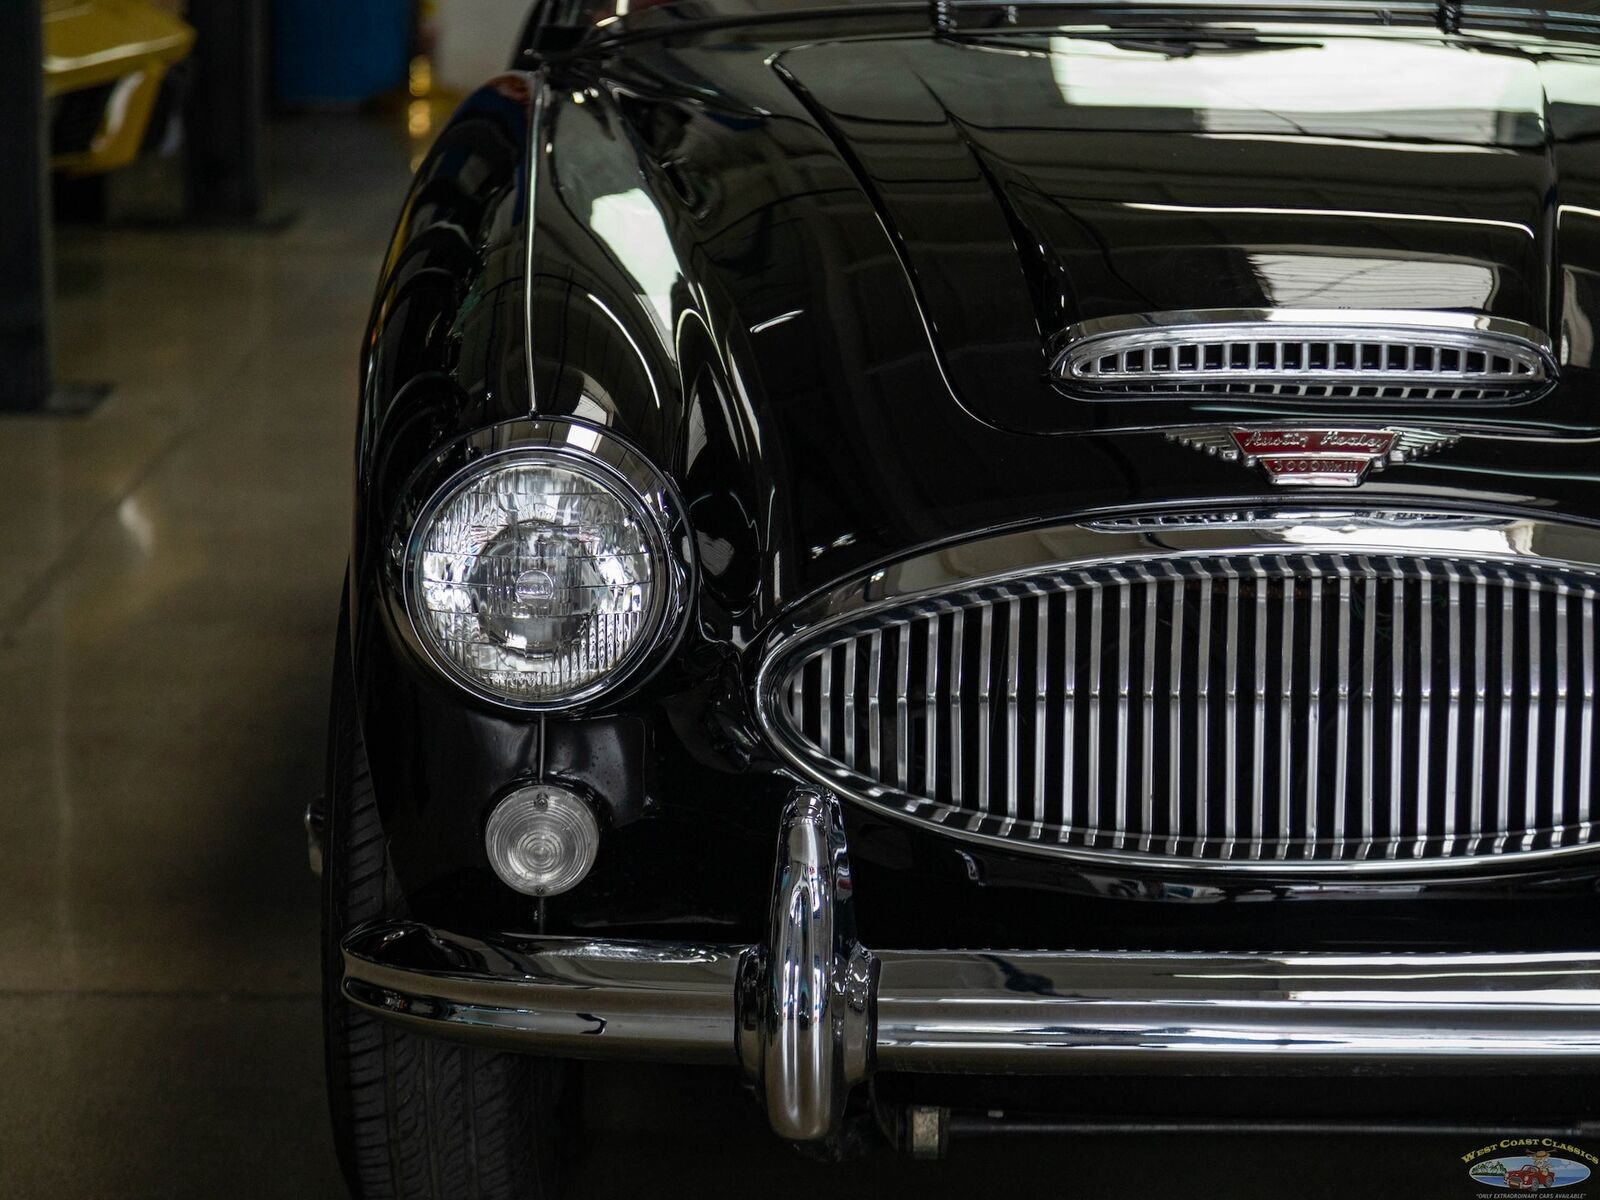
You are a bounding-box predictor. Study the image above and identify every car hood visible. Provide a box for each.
[773,30,1600,433]
[537,23,1600,618]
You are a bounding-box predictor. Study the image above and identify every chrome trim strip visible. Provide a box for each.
[523,71,547,413]
[754,510,1600,875]
[344,793,1600,1148]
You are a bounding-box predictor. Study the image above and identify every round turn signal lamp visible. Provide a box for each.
[484,784,600,897]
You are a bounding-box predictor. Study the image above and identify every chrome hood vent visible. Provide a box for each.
[1053,310,1554,403]
[756,512,1600,874]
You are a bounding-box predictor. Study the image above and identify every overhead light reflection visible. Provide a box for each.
[587,292,662,410]
[1124,202,1534,239]
[588,187,680,338]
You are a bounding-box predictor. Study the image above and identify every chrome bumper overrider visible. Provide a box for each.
[343,788,1600,1142]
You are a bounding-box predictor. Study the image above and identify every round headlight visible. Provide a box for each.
[405,440,682,708]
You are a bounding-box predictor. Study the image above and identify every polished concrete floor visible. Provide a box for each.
[0,114,1581,1199]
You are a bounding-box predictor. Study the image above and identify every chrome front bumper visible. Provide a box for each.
[343,788,1600,1142]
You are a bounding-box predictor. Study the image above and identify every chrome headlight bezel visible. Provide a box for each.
[390,418,693,713]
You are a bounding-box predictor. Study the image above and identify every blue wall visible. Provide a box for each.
[273,0,409,105]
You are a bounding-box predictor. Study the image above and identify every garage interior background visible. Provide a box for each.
[0,3,1577,1197]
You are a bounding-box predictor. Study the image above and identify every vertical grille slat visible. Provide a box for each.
[1280,557,1297,861]
[1416,571,1433,859]
[1443,565,1462,855]
[950,613,964,810]
[1034,596,1049,842]
[1583,586,1596,846]
[1471,566,1489,855]
[1168,562,1187,857]
[1251,558,1268,860]
[1140,569,1159,853]
[978,605,995,822]
[865,631,880,780]
[1087,585,1105,842]
[1004,598,1021,832]
[1061,589,1077,844]
[1525,578,1543,852]
[1114,573,1133,851]
[1359,563,1378,860]
[1497,574,1516,855]
[842,637,857,770]
[1333,564,1352,860]
[924,614,939,804]
[775,554,1600,866]
[1222,565,1240,859]
[1195,569,1214,857]
[1306,560,1323,859]
[1554,583,1570,849]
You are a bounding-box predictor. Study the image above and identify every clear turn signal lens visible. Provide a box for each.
[484,784,600,897]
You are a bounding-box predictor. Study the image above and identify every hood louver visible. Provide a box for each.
[1053,310,1555,404]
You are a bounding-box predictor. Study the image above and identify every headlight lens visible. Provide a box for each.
[409,452,667,706]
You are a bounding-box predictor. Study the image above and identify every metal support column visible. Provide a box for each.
[183,0,267,222]
[0,0,53,412]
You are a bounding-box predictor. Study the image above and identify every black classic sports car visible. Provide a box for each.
[314,1,1600,1194]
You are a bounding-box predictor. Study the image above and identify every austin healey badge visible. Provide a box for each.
[1168,427,1459,487]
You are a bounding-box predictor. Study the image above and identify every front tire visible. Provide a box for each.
[321,626,569,1199]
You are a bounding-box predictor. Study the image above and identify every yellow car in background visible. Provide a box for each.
[44,0,194,177]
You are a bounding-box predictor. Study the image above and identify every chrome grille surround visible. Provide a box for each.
[755,511,1600,873]
[1052,310,1555,403]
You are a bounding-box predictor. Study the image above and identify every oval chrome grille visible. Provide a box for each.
[760,519,1600,870]
[1053,310,1554,404]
